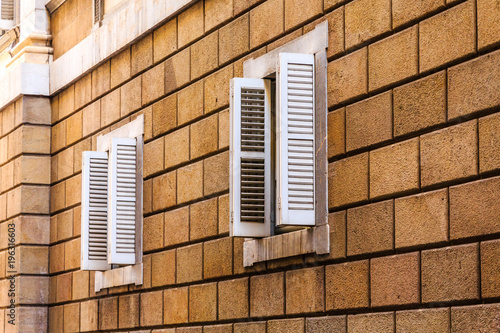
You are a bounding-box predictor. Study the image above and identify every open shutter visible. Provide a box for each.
[276,53,315,226]
[108,137,137,265]
[230,78,272,237]
[81,151,110,271]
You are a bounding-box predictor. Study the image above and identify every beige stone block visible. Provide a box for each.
[219,14,249,65]
[178,81,204,125]
[178,1,204,47]
[59,85,75,119]
[368,26,418,91]
[56,209,73,241]
[189,282,217,322]
[21,96,51,125]
[164,48,190,95]
[152,94,177,137]
[190,114,218,159]
[19,245,48,274]
[101,89,121,127]
[144,137,164,177]
[120,76,141,117]
[249,0,284,48]
[165,126,189,168]
[142,62,165,105]
[74,73,92,109]
[110,47,131,88]
[66,174,82,207]
[395,189,449,249]
[81,300,98,332]
[152,171,176,211]
[370,138,420,199]
[191,31,219,80]
[163,287,188,325]
[420,120,478,187]
[57,146,74,180]
[91,61,111,99]
[177,162,203,203]
[82,100,100,136]
[345,0,391,49]
[204,151,229,195]
[328,47,367,107]
[131,35,153,76]
[205,65,233,113]
[419,0,476,72]
[164,206,189,247]
[154,18,177,63]
[63,302,80,332]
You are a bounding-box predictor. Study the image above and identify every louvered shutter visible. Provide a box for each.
[108,137,137,265]
[81,151,110,271]
[276,53,315,226]
[230,78,272,237]
[93,0,101,24]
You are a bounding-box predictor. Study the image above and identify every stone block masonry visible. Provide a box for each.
[1,0,498,331]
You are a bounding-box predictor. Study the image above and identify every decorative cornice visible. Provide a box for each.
[0,26,19,56]
[45,0,66,13]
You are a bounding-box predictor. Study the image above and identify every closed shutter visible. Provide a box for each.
[0,0,13,20]
[230,78,272,237]
[276,53,315,226]
[108,137,137,265]
[93,0,101,24]
[81,151,110,271]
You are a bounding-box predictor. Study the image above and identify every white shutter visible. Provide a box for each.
[230,78,272,237]
[81,151,110,271]
[108,137,137,265]
[276,53,315,226]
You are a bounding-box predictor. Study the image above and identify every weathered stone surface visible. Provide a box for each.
[419,0,476,72]
[450,176,500,240]
[395,189,448,249]
[421,243,479,303]
[371,252,420,307]
[325,260,369,310]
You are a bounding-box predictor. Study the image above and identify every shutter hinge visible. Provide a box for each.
[230,211,234,224]
[278,197,281,210]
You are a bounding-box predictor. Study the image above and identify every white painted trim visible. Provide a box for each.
[0,61,49,110]
[96,114,144,152]
[49,0,196,94]
[243,21,328,79]
[94,263,143,292]
[243,224,330,266]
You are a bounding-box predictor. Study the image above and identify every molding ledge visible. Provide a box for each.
[49,0,197,95]
[0,61,49,110]
[94,263,143,292]
[243,225,330,267]
[45,0,66,13]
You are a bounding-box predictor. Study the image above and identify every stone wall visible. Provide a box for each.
[0,97,52,331]
[28,0,500,331]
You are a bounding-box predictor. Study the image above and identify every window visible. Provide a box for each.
[229,22,330,266]
[80,116,144,290]
[93,0,127,25]
[0,0,15,31]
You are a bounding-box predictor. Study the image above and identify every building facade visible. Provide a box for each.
[0,0,499,331]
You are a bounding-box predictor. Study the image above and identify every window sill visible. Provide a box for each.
[243,224,330,267]
[94,263,143,292]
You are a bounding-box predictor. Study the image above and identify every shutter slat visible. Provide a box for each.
[81,152,110,271]
[230,78,272,237]
[108,138,138,265]
[277,53,316,226]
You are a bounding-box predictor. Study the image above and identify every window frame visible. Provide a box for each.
[81,115,144,291]
[237,21,330,266]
